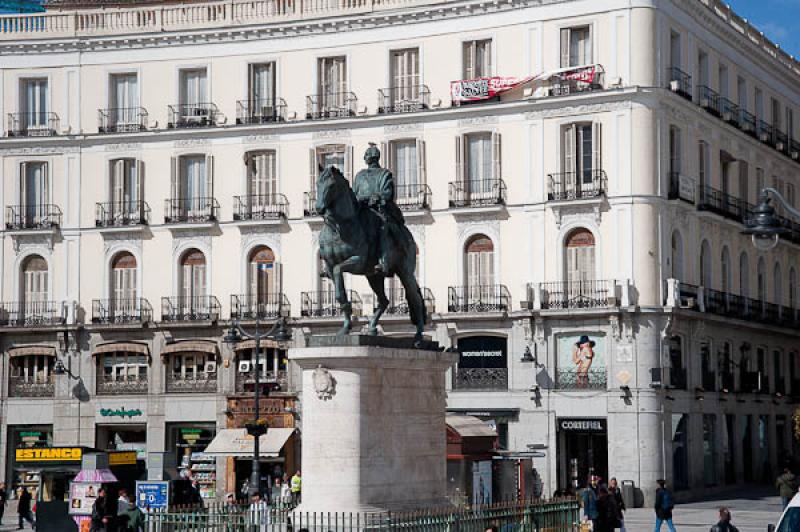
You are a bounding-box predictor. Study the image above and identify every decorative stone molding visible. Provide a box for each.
[312,365,336,400]
[174,139,211,148]
[104,143,143,152]
[458,116,498,127]
[313,129,351,140]
[549,201,602,229]
[524,101,632,121]
[13,235,55,254]
[0,146,79,156]
[171,235,212,256]
[242,135,279,144]
[384,123,423,133]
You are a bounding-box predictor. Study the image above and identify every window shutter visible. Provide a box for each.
[195,263,206,299]
[182,263,192,300]
[249,260,258,299]
[591,122,602,179]
[170,156,179,201]
[585,27,593,64]
[112,159,125,205]
[560,29,570,68]
[309,148,318,193]
[484,40,493,77]
[491,131,502,181]
[19,162,27,205]
[455,135,464,183]
[134,159,143,205]
[345,145,354,183]
[42,162,50,207]
[205,154,214,199]
[563,125,576,191]
[416,138,426,185]
[464,42,474,79]
[274,262,283,294]
[380,142,389,170]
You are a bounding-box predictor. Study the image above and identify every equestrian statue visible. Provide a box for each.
[316,143,427,344]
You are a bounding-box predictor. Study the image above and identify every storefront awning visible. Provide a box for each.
[92,342,150,356]
[8,346,56,358]
[447,415,497,438]
[161,340,218,356]
[204,428,294,457]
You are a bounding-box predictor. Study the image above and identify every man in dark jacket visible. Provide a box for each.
[609,477,626,532]
[580,475,600,529]
[595,485,620,532]
[17,486,34,530]
[776,468,797,509]
[654,479,677,532]
[91,487,112,532]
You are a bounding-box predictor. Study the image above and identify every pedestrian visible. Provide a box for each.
[595,485,620,532]
[290,470,302,505]
[654,479,676,532]
[118,492,145,532]
[710,507,739,532]
[189,479,204,507]
[117,487,130,514]
[580,475,600,529]
[248,492,270,532]
[280,478,291,505]
[776,467,797,509]
[0,482,8,526]
[271,478,283,508]
[609,477,627,532]
[17,486,34,530]
[90,486,112,532]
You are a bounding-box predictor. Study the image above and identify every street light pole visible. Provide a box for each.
[224,316,291,498]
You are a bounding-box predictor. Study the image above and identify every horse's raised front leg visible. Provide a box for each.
[333,256,364,337]
[366,274,388,336]
[398,270,426,346]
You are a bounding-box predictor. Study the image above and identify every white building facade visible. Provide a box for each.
[0,0,799,504]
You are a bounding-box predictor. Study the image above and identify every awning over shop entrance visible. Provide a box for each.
[204,428,294,457]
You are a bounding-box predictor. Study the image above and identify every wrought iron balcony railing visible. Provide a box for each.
[555,368,607,390]
[701,369,716,392]
[164,197,219,223]
[233,194,288,221]
[161,296,221,322]
[719,98,740,126]
[95,201,150,227]
[452,367,508,391]
[166,372,217,394]
[377,85,430,114]
[448,179,506,208]
[538,280,614,310]
[98,107,148,133]
[740,371,768,394]
[547,170,607,201]
[236,98,287,124]
[740,109,757,135]
[668,172,696,203]
[303,191,319,217]
[697,185,752,223]
[235,369,288,393]
[7,112,58,137]
[8,376,54,398]
[91,298,153,324]
[301,290,362,318]
[697,85,721,116]
[306,92,357,120]
[395,184,432,211]
[167,103,221,128]
[96,375,148,395]
[667,67,692,100]
[6,204,62,230]
[757,120,774,145]
[376,286,435,316]
[230,293,290,320]
[447,285,510,313]
[0,301,67,327]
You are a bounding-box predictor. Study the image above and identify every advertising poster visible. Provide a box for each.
[557,334,605,388]
[136,480,169,512]
[68,482,101,516]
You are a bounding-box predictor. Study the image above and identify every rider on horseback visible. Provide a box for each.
[352,143,405,275]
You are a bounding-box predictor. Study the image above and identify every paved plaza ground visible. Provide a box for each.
[0,486,787,531]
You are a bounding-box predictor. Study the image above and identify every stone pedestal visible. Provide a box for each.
[289,336,456,514]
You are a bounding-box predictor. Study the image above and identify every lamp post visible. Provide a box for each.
[223,316,292,498]
[741,188,793,251]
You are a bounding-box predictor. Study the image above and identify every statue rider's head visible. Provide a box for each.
[364,143,381,167]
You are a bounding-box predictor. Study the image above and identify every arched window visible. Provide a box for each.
[671,231,684,280]
[757,257,766,301]
[565,228,595,284]
[700,240,712,288]
[721,247,731,293]
[248,246,281,312]
[465,235,495,291]
[774,263,783,305]
[179,249,206,302]
[739,252,750,297]
[21,255,48,316]
[790,268,797,309]
[111,252,137,317]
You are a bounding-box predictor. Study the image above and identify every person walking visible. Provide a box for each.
[595,485,620,532]
[710,507,739,532]
[270,478,283,508]
[17,486,34,530]
[90,487,112,532]
[0,482,8,526]
[654,479,677,532]
[290,471,302,506]
[117,492,145,532]
[248,492,270,532]
[609,477,627,532]
[580,475,600,529]
[776,467,797,509]
[280,478,291,505]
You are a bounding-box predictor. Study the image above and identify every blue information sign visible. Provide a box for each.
[136,481,169,511]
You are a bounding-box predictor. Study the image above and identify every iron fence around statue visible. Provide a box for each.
[144,498,580,532]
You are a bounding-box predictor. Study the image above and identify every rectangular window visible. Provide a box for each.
[463,39,492,78]
[697,50,709,87]
[738,160,748,202]
[669,31,681,70]
[247,150,277,199]
[698,141,709,188]
[99,353,147,387]
[310,144,352,196]
[562,123,602,193]
[756,167,765,203]
[755,87,764,122]
[561,26,592,68]
[249,62,275,107]
[772,97,782,130]
[170,155,214,219]
[390,139,419,189]
[318,56,347,109]
[669,126,681,175]
[718,64,728,98]
[179,69,208,107]
[20,78,48,131]
[737,76,747,111]
[390,48,420,102]
[171,353,216,381]
[109,73,138,127]
[788,107,795,143]
[466,133,492,183]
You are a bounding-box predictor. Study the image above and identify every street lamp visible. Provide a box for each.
[742,189,792,251]
[223,316,292,498]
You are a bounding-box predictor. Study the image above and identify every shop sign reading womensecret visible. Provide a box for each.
[558,419,607,432]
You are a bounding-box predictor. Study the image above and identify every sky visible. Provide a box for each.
[730,0,800,59]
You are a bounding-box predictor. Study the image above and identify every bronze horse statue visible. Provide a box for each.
[315,165,426,343]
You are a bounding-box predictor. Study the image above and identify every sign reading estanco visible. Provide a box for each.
[16,447,83,462]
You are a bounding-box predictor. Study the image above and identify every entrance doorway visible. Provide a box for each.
[557,418,608,493]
